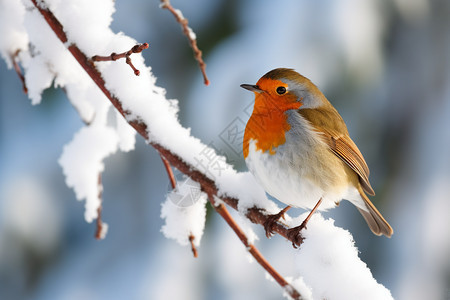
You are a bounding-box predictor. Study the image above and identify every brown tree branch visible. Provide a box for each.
[208,194,301,300]
[92,43,149,76]
[29,1,302,297]
[160,0,210,86]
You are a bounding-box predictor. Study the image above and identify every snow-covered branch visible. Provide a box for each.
[27,0,302,298]
[27,0,295,245]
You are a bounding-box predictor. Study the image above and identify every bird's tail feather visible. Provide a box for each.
[357,192,393,237]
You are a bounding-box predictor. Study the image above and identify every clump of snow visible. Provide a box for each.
[284,277,313,300]
[115,111,136,152]
[45,0,116,56]
[218,171,278,213]
[234,212,259,246]
[0,0,28,67]
[20,52,54,105]
[161,175,207,247]
[59,125,119,222]
[187,27,197,41]
[292,213,394,300]
[96,222,109,240]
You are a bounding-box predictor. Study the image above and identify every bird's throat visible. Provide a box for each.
[243,98,301,158]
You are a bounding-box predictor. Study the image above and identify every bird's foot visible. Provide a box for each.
[286,221,307,248]
[286,198,323,248]
[263,205,291,238]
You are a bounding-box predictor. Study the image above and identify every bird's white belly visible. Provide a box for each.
[245,139,360,211]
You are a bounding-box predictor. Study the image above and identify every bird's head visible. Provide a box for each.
[241,68,326,111]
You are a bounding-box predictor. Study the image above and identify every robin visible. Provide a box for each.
[241,68,393,247]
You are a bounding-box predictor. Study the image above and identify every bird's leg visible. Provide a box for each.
[287,198,323,248]
[263,205,291,238]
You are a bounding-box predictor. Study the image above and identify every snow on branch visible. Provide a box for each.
[25,1,302,298]
[25,0,290,244]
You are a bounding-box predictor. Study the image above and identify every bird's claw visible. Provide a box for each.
[286,223,306,248]
[263,209,288,238]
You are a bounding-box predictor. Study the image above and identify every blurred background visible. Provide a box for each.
[1,0,449,299]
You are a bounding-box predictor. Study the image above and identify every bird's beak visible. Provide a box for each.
[240,84,262,93]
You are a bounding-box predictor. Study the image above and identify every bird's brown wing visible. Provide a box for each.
[299,107,375,195]
[319,128,375,196]
[320,127,393,236]
[299,108,391,236]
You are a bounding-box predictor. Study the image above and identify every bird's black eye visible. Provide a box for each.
[276,86,286,95]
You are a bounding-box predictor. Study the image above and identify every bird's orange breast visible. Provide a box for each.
[243,91,301,158]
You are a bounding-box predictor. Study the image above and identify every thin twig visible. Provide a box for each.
[188,234,198,258]
[160,0,209,85]
[161,155,199,257]
[92,43,149,76]
[208,194,301,300]
[11,50,28,94]
[95,173,107,240]
[160,155,177,189]
[29,2,303,298]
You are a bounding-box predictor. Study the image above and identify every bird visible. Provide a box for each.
[241,68,393,247]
